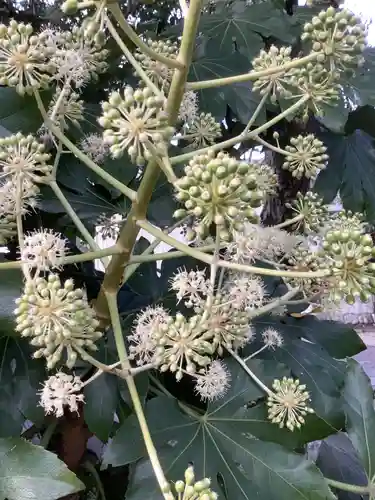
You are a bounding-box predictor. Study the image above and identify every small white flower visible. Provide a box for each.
[0,178,38,216]
[169,268,211,308]
[128,306,169,366]
[226,274,265,310]
[178,91,199,124]
[80,134,110,164]
[39,371,84,417]
[194,360,230,402]
[96,213,124,240]
[262,327,283,349]
[21,229,67,271]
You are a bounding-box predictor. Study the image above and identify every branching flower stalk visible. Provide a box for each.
[1,2,371,497]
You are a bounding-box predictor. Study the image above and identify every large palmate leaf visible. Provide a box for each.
[104,358,334,500]
[314,130,375,222]
[343,48,375,107]
[0,438,84,500]
[0,88,45,135]
[342,360,375,485]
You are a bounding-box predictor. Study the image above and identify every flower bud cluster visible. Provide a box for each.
[282,134,328,179]
[286,243,326,295]
[0,133,52,187]
[327,209,366,234]
[252,45,294,103]
[173,150,263,242]
[0,21,55,95]
[267,377,314,431]
[39,371,84,418]
[15,274,102,369]
[48,86,84,130]
[286,191,329,233]
[182,112,222,148]
[99,86,174,165]
[302,7,367,73]
[134,39,178,92]
[163,466,218,500]
[321,230,375,304]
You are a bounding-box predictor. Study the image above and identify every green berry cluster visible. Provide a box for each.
[183,112,222,148]
[0,21,55,95]
[302,7,367,74]
[282,134,328,179]
[321,230,375,304]
[286,244,326,295]
[286,191,329,233]
[328,209,366,234]
[250,163,279,196]
[14,274,102,369]
[163,466,218,500]
[99,86,174,165]
[134,39,178,92]
[173,150,263,241]
[252,45,293,103]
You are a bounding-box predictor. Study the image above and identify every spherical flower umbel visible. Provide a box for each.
[249,163,278,196]
[262,327,283,349]
[267,377,314,431]
[286,191,329,234]
[225,273,265,310]
[327,209,367,234]
[0,133,52,186]
[281,134,329,179]
[39,371,84,417]
[80,134,110,164]
[162,466,218,500]
[99,86,174,166]
[173,150,264,242]
[96,213,124,241]
[21,229,67,271]
[15,274,102,369]
[252,45,294,103]
[134,39,178,92]
[302,7,367,74]
[321,230,375,304]
[182,112,222,148]
[0,20,55,95]
[169,267,211,308]
[193,360,230,402]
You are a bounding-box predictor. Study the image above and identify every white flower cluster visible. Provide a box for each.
[39,371,84,417]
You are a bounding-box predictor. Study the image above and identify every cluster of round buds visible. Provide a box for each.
[252,45,294,103]
[302,8,367,74]
[281,134,328,179]
[14,274,102,369]
[286,244,327,295]
[152,312,213,381]
[21,229,67,272]
[162,466,218,500]
[0,21,55,95]
[286,191,329,234]
[99,86,174,166]
[0,133,52,187]
[199,293,252,355]
[327,209,367,234]
[182,112,222,148]
[249,163,278,196]
[173,150,263,242]
[48,87,84,131]
[267,377,314,431]
[40,26,108,88]
[320,230,375,304]
[287,66,340,120]
[134,39,178,92]
[39,371,84,418]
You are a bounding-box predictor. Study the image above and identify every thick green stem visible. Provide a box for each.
[254,134,287,156]
[109,3,184,70]
[273,214,304,229]
[105,292,169,497]
[127,244,218,264]
[137,219,330,279]
[33,90,137,202]
[105,15,164,98]
[170,95,310,165]
[93,0,203,324]
[227,348,273,396]
[325,478,369,495]
[186,53,318,90]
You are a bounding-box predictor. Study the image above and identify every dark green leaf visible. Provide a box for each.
[342,48,375,107]
[316,433,367,500]
[118,372,149,409]
[106,359,335,500]
[314,130,375,222]
[0,438,84,500]
[0,88,45,135]
[342,359,375,481]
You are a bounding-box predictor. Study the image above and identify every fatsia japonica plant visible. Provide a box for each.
[1,0,375,499]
